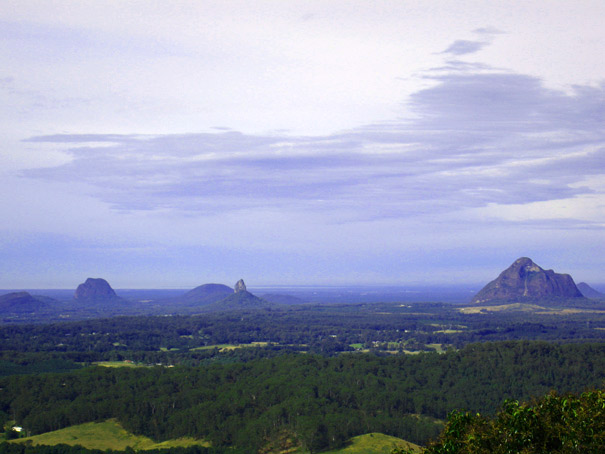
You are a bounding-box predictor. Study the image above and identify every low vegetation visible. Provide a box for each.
[417,389,605,453]
[10,419,209,451]
[324,433,421,454]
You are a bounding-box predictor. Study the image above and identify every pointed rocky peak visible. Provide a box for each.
[512,257,543,273]
[75,277,119,302]
[472,257,583,304]
[234,279,247,293]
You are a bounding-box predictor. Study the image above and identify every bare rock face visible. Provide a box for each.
[234,279,247,293]
[472,257,583,304]
[74,278,118,302]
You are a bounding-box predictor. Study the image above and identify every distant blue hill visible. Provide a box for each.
[577,282,605,299]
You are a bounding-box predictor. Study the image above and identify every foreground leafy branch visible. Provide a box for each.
[413,389,605,454]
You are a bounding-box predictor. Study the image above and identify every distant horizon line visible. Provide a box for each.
[2,282,605,292]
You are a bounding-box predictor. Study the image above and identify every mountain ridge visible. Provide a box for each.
[0,291,51,313]
[577,282,605,300]
[181,283,233,305]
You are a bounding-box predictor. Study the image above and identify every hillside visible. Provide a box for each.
[10,424,419,454]
[323,433,421,454]
[0,292,50,313]
[203,280,274,311]
[577,282,605,299]
[207,290,273,311]
[11,419,209,451]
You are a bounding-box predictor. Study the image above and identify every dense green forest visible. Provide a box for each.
[2,342,605,452]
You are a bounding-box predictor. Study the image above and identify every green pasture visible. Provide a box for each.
[10,420,419,454]
[323,433,421,454]
[190,341,269,351]
[12,419,209,451]
[93,361,142,368]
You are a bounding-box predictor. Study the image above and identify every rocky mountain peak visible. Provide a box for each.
[74,277,118,302]
[514,257,542,273]
[234,279,247,293]
[472,257,583,304]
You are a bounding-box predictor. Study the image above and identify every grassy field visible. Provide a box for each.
[93,361,143,368]
[459,303,605,315]
[426,343,446,353]
[10,420,420,454]
[458,303,547,314]
[191,341,270,352]
[323,433,422,454]
[12,419,209,451]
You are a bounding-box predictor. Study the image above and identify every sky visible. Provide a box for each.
[1,1,604,289]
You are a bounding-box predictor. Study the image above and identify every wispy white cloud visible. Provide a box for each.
[23,62,605,229]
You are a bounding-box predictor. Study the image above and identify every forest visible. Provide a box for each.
[2,302,605,361]
[2,299,605,453]
[2,341,605,452]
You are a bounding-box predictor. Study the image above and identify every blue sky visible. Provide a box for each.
[1,1,604,289]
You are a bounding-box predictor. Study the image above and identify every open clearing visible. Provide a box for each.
[191,341,269,352]
[93,361,143,368]
[12,419,209,451]
[11,421,419,454]
[323,433,422,454]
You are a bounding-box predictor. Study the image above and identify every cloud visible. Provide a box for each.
[440,39,488,56]
[439,28,503,57]
[0,19,180,61]
[22,60,605,230]
[472,27,506,36]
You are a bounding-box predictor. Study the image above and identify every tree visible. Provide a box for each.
[422,389,605,454]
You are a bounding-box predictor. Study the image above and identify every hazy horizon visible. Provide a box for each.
[2,2,604,288]
[2,280,604,293]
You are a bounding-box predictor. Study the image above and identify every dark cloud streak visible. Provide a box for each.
[440,39,488,55]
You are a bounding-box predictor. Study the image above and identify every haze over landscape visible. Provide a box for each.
[1,1,604,289]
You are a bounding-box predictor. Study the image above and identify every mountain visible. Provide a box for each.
[205,279,274,311]
[181,283,233,305]
[0,291,50,313]
[74,278,121,303]
[471,257,584,304]
[234,279,247,293]
[577,282,605,299]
